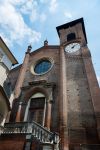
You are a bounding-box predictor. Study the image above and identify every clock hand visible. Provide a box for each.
[71,44,78,49]
[72,45,75,49]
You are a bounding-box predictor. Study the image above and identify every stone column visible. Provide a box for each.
[15,102,22,122]
[14,45,32,99]
[59,45,69,150]
[43,98,46,126]
[82,47,100,139]
[45,100,52,129]
[24,99,31,122]
[5,111,11,123]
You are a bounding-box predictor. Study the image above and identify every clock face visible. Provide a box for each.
[65,42,80,53]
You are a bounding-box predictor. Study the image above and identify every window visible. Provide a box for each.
[67,33,76,42]
[34,59,52,74]
[24,93,46,125]
[28,97,45,125]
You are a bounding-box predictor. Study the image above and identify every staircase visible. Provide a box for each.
[1,121,59,144]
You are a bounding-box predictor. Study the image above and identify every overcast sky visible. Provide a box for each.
[0,0,100,85]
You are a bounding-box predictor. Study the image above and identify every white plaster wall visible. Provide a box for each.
[0,47,13,86]
[0,64,8,86]
[0,48,12,70]
[0,91,9,125]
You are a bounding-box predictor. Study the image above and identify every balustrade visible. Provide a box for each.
[2,122,59,144]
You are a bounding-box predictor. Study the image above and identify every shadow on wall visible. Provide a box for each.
[3,78,12,99]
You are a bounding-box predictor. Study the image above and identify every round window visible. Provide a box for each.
[34,59,52,74]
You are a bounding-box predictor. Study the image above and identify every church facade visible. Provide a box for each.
[0,18,100,150]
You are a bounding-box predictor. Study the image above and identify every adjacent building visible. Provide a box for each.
[0,37,18,126]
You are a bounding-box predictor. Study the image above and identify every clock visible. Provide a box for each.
[65,42,80,53]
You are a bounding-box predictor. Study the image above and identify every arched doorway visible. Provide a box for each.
[24,92,46,126]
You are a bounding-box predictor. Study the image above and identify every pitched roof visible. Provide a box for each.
[30,45,60,56]
[0,37,18,65]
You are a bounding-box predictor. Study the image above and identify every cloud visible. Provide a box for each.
[39,0,49,3]
[0,0,41,47]
[20,0,47,23]
[40,13,47,22]
[64,11,73,19]
[30,8,38,22]
[6,0,26,5]
[20,0,38,15]
[49,0,58,13]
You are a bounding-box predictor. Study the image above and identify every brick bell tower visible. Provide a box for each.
[56,18,100,150]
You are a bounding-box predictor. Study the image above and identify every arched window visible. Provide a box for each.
[67,33,76,42]
[24,93,46,126]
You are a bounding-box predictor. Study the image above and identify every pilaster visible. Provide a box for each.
[45,100,52,130]
[14,45,32,99]
[59,45,69,150]
[14,45,32,122]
